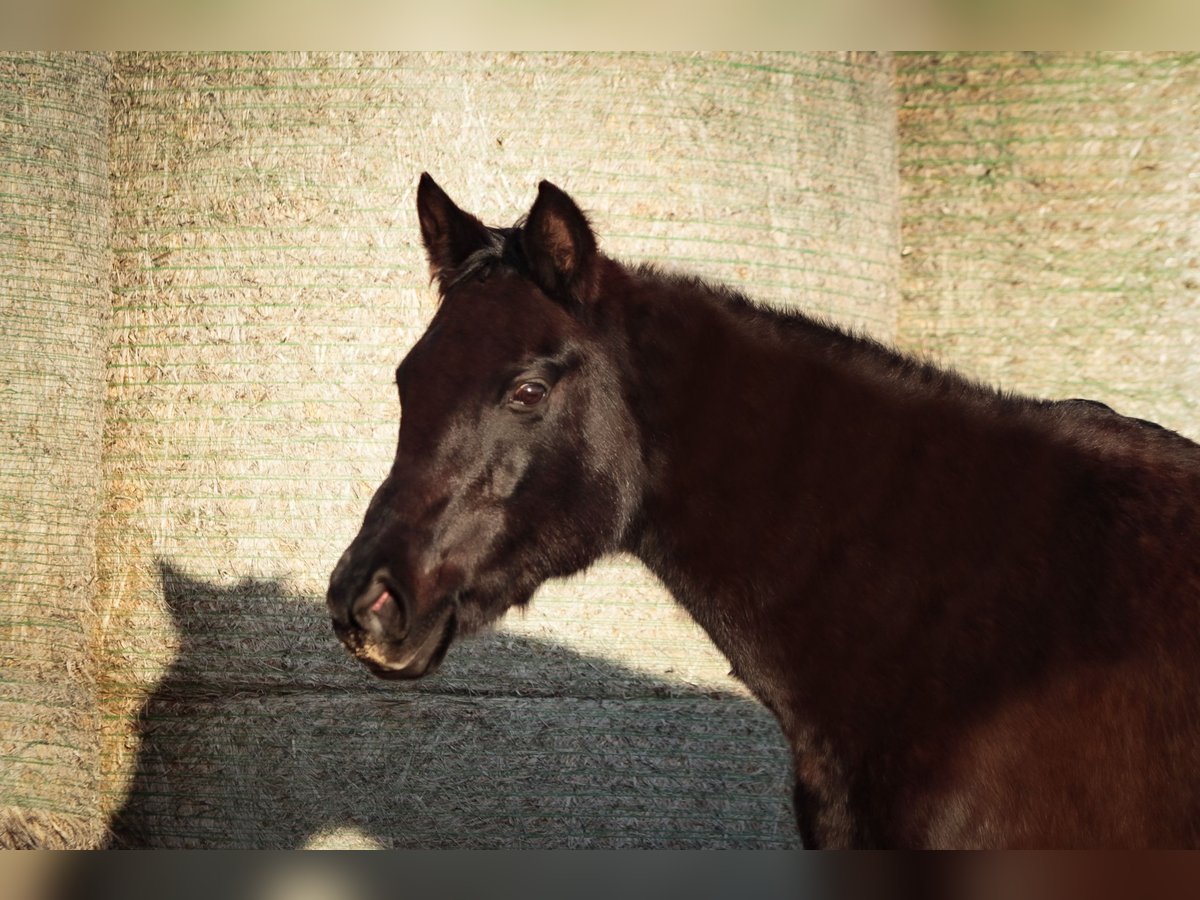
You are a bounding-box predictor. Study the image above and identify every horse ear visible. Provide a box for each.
[416,173,492,287]
[521,180,598,306]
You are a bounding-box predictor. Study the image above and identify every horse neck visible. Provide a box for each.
[607,263,956,712]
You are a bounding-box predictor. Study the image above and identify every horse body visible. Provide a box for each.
[327,175,1200,847]
[609,262,1200,847]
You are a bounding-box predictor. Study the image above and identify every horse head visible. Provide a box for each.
[326,175,642,679]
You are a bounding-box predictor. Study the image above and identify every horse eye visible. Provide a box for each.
[510,381,549,408]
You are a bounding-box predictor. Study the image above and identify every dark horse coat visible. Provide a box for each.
[327,175,1200,848]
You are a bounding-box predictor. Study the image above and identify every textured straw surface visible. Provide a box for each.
[0,52,110,849]
[98,51,898,847]
[898,52,1200,437]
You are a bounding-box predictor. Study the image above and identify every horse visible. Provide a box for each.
[327,174,1200,848]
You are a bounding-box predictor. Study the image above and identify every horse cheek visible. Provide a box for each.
[486,443,532,500]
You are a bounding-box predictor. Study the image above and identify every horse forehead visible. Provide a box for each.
[411,280,574,370]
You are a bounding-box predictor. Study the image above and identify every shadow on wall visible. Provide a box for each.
[106,561,798,849]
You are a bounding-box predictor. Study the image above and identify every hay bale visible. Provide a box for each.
[99,52,897,846]
[898,51,1200,437]
[0,52,111,848]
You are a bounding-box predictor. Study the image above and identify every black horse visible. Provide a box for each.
[328,174,1200,848]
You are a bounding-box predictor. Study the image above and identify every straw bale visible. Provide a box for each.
[98,52,896,847]
[111,691,796,850]
[898,52,1200,437]
[103,564,794,849]
[0,52,111,848]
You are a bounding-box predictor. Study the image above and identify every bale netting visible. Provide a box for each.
[98,52,898,847]
[0,52,111,849]
[898,51,1200,438]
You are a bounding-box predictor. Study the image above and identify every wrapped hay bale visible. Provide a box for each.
[898,51,1200,437]
[0,52,111,848]
[99,52,897,847]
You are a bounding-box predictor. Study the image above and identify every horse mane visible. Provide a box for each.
[621,260,1200,465]
[442,223,527,293]
[629,260,1019,413]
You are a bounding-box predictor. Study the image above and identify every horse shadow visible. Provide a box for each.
[105,560,797,848]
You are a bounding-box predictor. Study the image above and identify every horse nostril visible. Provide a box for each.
[352,577,409,640]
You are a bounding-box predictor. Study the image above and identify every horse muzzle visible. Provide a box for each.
[328,565,459,679]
